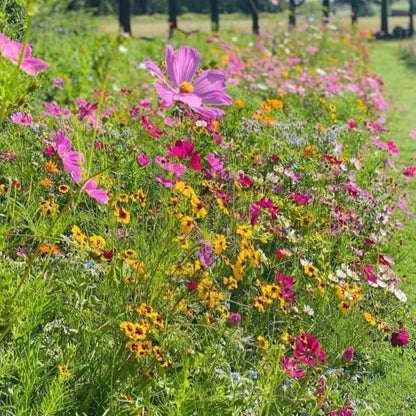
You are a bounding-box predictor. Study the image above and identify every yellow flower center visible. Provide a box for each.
[179,81,194,93]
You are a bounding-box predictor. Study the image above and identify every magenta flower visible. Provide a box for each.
[390,328,409,347]
[228,313,241,326]
[137,153,150,167]
[341,346,355,363]
[0,33,48,75]
[280,355,305,379]
[55,130,84,184]
[144,45,232,119]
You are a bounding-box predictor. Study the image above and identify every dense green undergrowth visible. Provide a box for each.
[0,5,415,416]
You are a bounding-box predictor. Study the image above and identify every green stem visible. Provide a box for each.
[16,14,33,71]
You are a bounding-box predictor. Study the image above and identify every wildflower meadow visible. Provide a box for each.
[0,3,415,416]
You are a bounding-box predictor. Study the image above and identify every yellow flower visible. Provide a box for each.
[39,198,59,217]
[71,225,88,245]
[89,235,106,249]
[180,216,195,234]
[58,365,71,378]
[131,189,146,207]
[118,193,129,202]
[175,181,196,198]
[213,234,227,254]
[304,263,318,277]
[216,198,229,215]
[113,205,131,224]
[236,224,253,239]
[253,296,267,312]
[364,312,376,326]
[58,184,70,193]
[191,197,207,218]
[223,276,238,290]
[174,235,189,249]
[257,335,269,349]
[339,301,351,314]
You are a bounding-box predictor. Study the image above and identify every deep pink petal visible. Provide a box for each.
[166,45,199,87]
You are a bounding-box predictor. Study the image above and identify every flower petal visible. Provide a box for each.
[166,45,200,87]
[144,57,165,80]
[154,81,176,107]
[193,70,232,105]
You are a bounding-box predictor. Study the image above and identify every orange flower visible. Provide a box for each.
[44,160,58,173]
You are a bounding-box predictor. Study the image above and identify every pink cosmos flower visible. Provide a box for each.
[144,45,232,119]
[0,33,48,75]
[11,112,33,125]
[82,179,109,204]
[55,130,84,184]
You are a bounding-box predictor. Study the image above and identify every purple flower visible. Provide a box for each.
[53,77,64,88]
[144,45,232,119]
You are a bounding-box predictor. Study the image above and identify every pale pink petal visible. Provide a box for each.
[154,81,176,106]
[410,129,416,139]
[21,57,49,75]
[166,45,199,87]
[193,70,232,105]
[144,57,166,80]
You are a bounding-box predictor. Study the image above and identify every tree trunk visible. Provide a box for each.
[250,0,260,34]
[381,0,389,36]
[289,0,296,27]
[118,0,131,35]
[210,0,219,32]
[409,0,414,36]
[168,0,177,38]
[322,0,330,22]
[351,0,358,25]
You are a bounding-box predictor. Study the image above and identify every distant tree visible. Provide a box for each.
[119,0,132,35]
[250,0,260,34]
[409,0,414,36]
[168,0,177,37]
[322,0,329,21]
[210,0,219,31]
[288,0,306,27]
[351,0,358,24]
[380,0,388,35]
